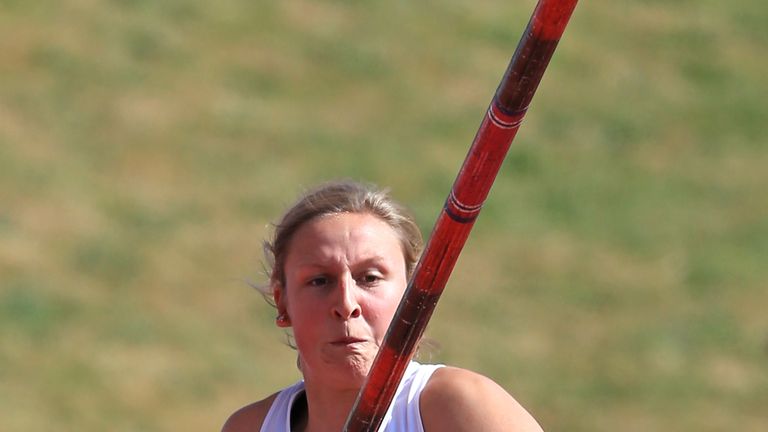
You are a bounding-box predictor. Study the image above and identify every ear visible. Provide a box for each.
[273,283,291,328]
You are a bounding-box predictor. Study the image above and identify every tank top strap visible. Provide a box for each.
[380,362,445,432]
[260,380,305,432]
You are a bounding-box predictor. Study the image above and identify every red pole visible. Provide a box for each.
[344,1,579,430]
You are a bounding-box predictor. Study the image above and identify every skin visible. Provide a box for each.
[223,212,543,432]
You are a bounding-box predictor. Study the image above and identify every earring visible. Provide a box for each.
[276,314,290,325]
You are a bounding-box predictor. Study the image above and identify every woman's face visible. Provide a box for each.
[276,212,408,387]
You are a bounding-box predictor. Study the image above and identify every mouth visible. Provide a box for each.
[330,337,368,346]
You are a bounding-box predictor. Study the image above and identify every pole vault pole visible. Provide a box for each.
[344,1,579,430]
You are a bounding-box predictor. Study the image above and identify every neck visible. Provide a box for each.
[296,375,361,432]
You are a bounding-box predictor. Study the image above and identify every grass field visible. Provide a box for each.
[1,0,767,430]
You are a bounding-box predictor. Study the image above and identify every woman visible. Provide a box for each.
[223,180,543,432]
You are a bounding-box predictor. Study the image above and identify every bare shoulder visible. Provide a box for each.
[221,393,278,432]
[420,367,544,432]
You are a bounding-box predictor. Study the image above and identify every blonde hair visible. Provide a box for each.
[264,180,423,292]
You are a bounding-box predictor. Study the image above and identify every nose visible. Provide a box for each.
[332,273,362,320]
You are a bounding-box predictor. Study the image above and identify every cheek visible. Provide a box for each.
[383,274,407,314]
[367,292,404,334]
[285,293,323,335]
[289,309,324,353]
[287,298,320,326]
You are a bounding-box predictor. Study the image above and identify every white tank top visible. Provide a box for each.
[260,362,444,432]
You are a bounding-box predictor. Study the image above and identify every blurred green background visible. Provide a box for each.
[1,0,766,430]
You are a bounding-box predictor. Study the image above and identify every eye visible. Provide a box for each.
[358,272,383,287]
[307,276,330,287]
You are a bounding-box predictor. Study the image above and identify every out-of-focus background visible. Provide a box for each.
[1,0,766,430]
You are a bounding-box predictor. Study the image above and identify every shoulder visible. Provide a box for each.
[221,393,278,432]
[419,367,543,432]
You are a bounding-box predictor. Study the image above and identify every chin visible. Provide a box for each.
[318,352,375,387]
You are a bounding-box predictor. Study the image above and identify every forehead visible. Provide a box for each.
[285,212,403,266]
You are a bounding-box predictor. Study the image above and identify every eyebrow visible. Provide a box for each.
[294,255,392,271]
